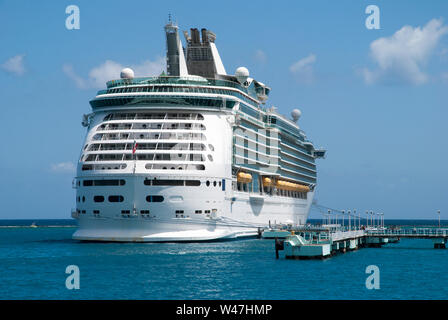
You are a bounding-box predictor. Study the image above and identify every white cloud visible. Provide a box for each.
[289,54,316,83]
[362,19,448,85]
[50,162,76,173]
[254,50,267,63]
[64,57,165,89]
[62,64,87,89]
[1,54,26,76]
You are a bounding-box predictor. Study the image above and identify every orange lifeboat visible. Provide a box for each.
[237,172,252,183]
[262,177,273,187]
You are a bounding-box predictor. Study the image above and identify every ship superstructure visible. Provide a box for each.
[71,21,325,241]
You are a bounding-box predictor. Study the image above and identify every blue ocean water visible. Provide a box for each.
[0,219,447,300]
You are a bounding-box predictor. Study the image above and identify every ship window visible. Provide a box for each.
[213,181,217,187]
[93,210,100,214]
[152,180,183,186]
[83,179,126,186]
[206,181,210,187]
[146,195,164,202]
[208,144,214,151]
[185,180,201,186]
[108,195,124,202]
[140,210,150,214]
[93,196,104,202]
[82,196,85,202]
[208,155,213,162]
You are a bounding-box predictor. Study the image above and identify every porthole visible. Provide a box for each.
[146,195,164,202]
[208,144,214,151]
[207,155,213,162]
[213,181,217,187]
[206,181,210,187]
[82,196,85,202]
[108,195,124,202]
[94,196,104,203]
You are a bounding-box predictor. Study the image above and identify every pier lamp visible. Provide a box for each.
[348,210,351,231]
[370,211,374,227]
[366,210,369,228]
[342,210,345,228]
[353,209,357,230]
[328,209,331,225]
[437,210,440,228]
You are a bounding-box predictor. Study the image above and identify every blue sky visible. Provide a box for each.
[0,0,447,219]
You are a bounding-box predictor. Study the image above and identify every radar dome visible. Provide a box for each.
[291,109,302,122]
[235,67,249,84]
[120,68,134,79]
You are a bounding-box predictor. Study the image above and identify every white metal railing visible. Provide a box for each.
[367,228,447,237]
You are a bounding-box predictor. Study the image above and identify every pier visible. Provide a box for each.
[267,226,448,259]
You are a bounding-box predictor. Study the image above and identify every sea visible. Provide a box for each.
[0,219,447,300]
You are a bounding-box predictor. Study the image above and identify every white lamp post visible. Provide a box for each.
[348,210,351,231]
[366,210,369,228]
[437,210,441,228]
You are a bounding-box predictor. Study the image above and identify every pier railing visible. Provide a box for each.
[366,228,448,238]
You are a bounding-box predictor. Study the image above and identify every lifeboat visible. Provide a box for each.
[275,180,310,192]
[262,177,273,187]
[237,172,252,183]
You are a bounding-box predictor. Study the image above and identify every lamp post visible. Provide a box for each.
[437,210,441,228]
[342,210,345,228]
[366,210,369,228]
[348,210,351,231]
[353,209,357,230]
[328,209,331,225]
[370,211,374,228]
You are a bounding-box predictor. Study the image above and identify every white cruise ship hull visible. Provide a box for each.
[72,174,314,242]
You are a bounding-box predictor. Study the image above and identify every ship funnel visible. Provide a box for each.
[185,27,226,77]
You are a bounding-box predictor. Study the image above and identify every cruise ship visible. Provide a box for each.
[71,21,325,242]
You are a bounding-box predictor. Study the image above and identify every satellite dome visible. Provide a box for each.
[291,109,302,122]
[235,67,249,84]
[120,68,134,79]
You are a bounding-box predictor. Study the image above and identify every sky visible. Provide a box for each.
[0,0,447,219]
